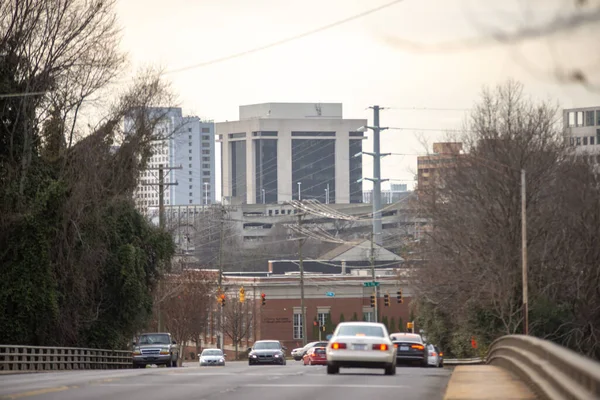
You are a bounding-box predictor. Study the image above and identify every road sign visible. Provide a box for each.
[363,281,380,287]
[326,292,335,297]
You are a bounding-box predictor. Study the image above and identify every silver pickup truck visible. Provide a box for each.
[132,332,179,368]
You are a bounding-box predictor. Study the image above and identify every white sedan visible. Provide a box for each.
[326,322,397,375]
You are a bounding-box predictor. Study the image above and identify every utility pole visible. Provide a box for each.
[218,202,226,349]
[371,105,383,246]
[143,165,181,332]
[521,169,528,335]
[297,212,307,346]
[370,232,378,323]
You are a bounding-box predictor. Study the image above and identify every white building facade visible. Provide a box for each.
[564,106,600,156]
[132,107,216,216]
[217,103,367,205]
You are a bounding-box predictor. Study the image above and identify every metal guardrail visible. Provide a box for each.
[487,335,600,400]
[0,345,132,371]
[443,357,485,365]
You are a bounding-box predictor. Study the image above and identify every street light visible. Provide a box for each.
[203,182,209,206]
[261,188,266,204]
[297,182,302,201]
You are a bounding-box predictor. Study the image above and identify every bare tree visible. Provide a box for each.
[222,297,254,359]
[413,80,600,358]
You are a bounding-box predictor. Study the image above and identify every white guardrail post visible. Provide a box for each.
[0,345,132,371]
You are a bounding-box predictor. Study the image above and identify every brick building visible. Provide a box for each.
[204,271,413,357]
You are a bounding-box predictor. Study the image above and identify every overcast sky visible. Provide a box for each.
[115,0,600,196]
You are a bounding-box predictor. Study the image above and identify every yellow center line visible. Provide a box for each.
[0,385,75,399]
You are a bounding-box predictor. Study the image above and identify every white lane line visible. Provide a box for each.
[244,384,408,389]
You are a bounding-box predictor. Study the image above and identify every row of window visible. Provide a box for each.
[570,136,598,146]
[567,110,600,128]
[292,311,375,339]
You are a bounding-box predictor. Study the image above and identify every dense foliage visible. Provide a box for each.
[0,0,175,349]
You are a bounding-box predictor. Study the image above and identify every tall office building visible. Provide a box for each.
[131,107,216,216]
[217,102,367,205]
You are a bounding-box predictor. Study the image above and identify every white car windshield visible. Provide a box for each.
[202,350,222,356]
[253,342,280,350]
[336,325,385,337]
[138,334,170,345]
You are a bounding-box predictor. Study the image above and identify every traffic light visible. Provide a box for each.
[313,320,318,327]
[218,293,226,307]
[261,293,266,306]
[397,289,403,304]
[370,293,376,307]
[239,286,245,303]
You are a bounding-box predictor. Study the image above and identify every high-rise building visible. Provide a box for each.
[217,103,367,205]
[131,107,216,216]
[563,106,600,156]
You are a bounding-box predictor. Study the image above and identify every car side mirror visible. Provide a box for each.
[172,340,176,345]
[247,347,252,353]
[223,354,227,358]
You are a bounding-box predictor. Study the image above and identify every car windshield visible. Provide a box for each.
[391,335,423,343]
[336,325,385,337]
[202,350,222,356]
[254,342,280,350]
[138,334,170,345]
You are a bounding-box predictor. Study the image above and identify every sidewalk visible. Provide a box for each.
[444,365,537,400]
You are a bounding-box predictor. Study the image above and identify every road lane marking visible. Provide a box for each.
[244,384,408,389]
[0,386,74,399]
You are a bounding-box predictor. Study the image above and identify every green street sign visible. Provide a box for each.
[363,281,380,287]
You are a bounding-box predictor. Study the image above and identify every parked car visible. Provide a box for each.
[199,348,226,366]
[248,340,287,366]
[326,322,396,375]
[132,332,179,368]
[303,346,327,366]
[390,332,428,367]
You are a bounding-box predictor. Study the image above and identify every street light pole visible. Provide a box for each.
[298,182,302,201]
[204,182,209,206]
[262,188,265,204]
[372,105,383,246]
[521,169,528,335]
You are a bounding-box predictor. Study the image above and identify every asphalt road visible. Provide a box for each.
[0,361,452,400]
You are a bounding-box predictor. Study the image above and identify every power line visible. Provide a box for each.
[164,0,406,74]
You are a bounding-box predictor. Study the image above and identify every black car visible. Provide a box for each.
[248,340,287,366]
[390,333,428,367]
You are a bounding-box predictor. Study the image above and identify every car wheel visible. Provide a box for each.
[326,364,339,375]
[172,359,178,367]
[384,363,396,376]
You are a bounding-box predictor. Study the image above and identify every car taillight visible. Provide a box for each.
[430,352,437,357]
[440,352,444,356]
[372,344,388,351]
[331,342,346,350]
[411,344,424,350]
[393,344,398,348]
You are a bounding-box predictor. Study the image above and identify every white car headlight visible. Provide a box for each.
[219,358,224,362]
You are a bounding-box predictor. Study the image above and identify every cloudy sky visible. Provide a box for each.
[116,0,600,195]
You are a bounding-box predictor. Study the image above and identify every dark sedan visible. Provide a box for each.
[248,340,287,366]
[390,333,428,367]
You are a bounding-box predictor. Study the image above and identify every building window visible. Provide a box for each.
[203,163,210,169]
[363,311,374,322]
[189,142,193,146]
[203,178,210,183]
[189,178,192,182]
[202,150,210,155]
[202,127,210,133]
[189,199,193,204]
[189,171,193,175]
[570,137,575,146]
[189,157,192,161]
[317,312,328,327]
[189,192,193,196]
[202,135,210,141]
[229,132,245,139]
[591,136,595,145]
[189,149,192,153]
[188,128,192,133]
[189,135,192,139]
[203,171,210,176]
[577,137,581,145]
[586,110,595,126]
[293,313,303,339]
[189,185,193,189]
[202,143,210,148]
[583,136,588,145]
[189,163,192,167]
[203,157,210,162]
